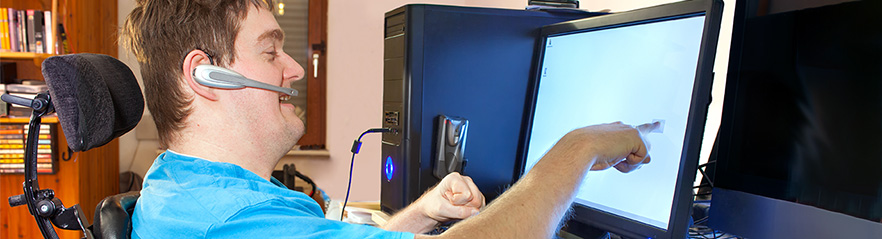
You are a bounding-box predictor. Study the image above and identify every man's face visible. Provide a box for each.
[224,5,305,151]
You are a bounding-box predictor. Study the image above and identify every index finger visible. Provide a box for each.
[636,120,663,135]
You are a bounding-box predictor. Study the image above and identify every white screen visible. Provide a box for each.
[524,15,706,229]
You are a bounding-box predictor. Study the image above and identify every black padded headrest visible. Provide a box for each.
[42,53,144,152]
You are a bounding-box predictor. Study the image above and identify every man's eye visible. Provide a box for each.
[266,51,278,60]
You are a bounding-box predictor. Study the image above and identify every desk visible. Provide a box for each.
[337,201,390,226]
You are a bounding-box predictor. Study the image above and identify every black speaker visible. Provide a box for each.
[380,4,602,214]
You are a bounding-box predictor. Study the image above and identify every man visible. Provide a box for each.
[121,1,656,238]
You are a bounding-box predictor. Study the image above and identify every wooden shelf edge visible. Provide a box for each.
[0,116,58,123]
[0,52,55,60]
[0,52,56,66]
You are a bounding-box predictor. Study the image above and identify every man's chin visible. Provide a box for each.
[286,119,306,143]
[273,128,303,159]
[290,130,305,145]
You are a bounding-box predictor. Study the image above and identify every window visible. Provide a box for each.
[274,0,327,149]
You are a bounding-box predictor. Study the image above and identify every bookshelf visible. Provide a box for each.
[1,0,119,239]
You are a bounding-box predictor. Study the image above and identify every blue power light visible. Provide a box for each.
[385,156,394,181]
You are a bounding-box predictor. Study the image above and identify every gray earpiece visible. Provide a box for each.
[193,64,298,96]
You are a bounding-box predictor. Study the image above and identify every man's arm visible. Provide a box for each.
[418,122,657,239]
[383,173,485,233]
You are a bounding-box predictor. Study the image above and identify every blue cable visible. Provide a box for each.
[341,128,392,221]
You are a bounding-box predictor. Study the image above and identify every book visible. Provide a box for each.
[26,10,34,52]
[22,124,51,130]
[32,10,44,53]
[8,8,18,52]
[0,134,23,139]
[21,79,46,85]
[17,10,25,52]
[7,107,30,117]
[6,83,48,93]
[43,11,52,54]
[3,8,11,50]
[14,10,21,51]
[5,8,12,51]
[0,139,23,144]
[0,83,5,116]
[1,8,8,50]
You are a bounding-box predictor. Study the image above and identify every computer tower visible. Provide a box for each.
[381,4,601,213]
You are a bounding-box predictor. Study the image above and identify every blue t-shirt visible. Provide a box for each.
[132,150,413,239]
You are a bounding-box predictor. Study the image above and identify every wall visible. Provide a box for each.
[300,0,468,202]
[117,0,158,183]
[117,0,735,202]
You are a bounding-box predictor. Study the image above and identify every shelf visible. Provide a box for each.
[0,52,55,67]
[0,116,58,123]
[0,52,54,60]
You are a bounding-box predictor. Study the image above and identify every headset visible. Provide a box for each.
[192,64,298,96]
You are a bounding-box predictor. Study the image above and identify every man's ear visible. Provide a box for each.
[182,50,219,101]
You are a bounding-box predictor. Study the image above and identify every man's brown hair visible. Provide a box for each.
[120,0,273,147]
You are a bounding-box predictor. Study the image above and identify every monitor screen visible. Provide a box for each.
[526,14,705,229]
[708,0,882,237]
[520,0,722,238]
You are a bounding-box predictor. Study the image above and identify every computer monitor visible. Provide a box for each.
[519,0,723,238]
[708,0,882,237]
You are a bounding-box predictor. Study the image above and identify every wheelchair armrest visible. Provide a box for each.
[92,191,140,239]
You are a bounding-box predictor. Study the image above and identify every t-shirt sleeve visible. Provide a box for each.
[205,199,414,239]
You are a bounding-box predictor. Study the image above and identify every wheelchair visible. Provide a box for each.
[3,53,142,239]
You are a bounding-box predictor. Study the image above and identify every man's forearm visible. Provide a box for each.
[383,197,439,233]
[412,123,649,239]
[384,172,485,234]
[430,139,595,239]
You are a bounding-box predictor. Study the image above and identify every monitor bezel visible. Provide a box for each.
[517,0,723,238]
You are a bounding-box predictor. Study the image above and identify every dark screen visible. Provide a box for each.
[717,0,882,222]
